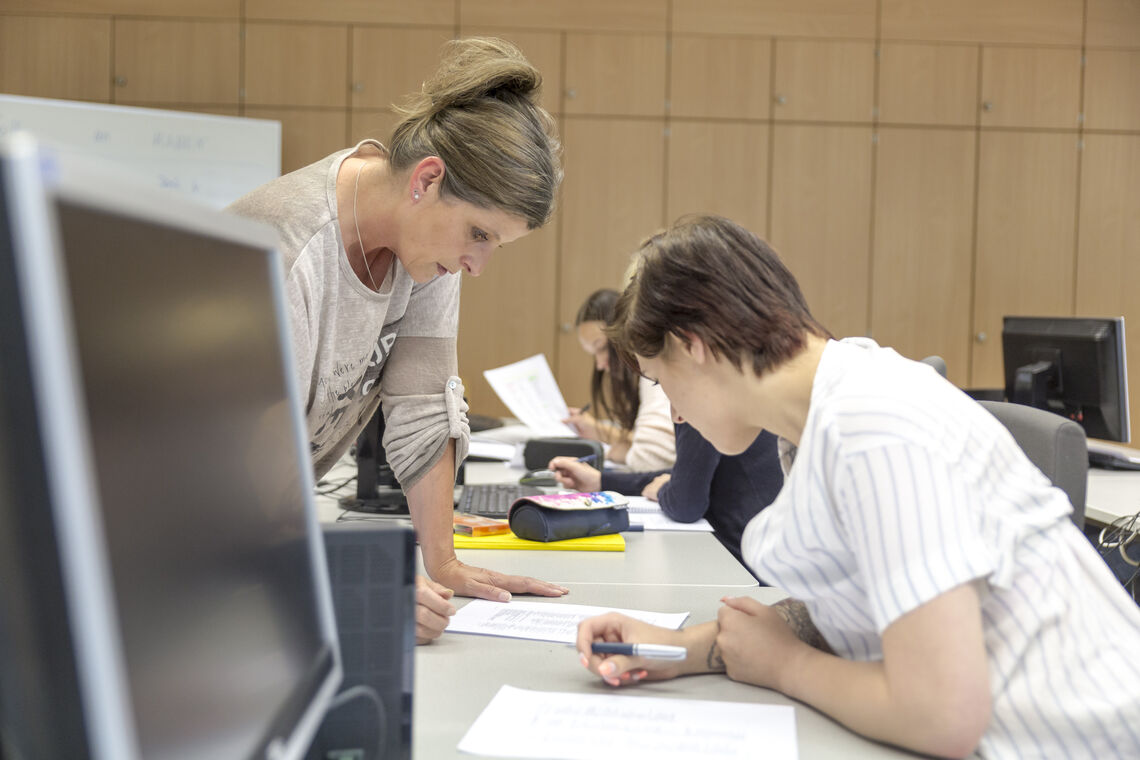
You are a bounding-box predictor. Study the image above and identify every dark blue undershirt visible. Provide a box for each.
[601,423,783,580]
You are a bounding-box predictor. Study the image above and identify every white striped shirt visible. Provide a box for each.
[743,338,1140,759]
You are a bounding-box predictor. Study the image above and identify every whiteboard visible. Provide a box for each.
[0,94,281,208]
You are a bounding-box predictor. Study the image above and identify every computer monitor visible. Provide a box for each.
[0,134,341,760]
[1002,315,1130,443]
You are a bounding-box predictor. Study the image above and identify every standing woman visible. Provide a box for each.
[565,288,675,470]
[576,216,1140,757]
[229,38,568,635]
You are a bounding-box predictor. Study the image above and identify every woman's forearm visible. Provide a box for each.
[769,587,990,758]
[404,438,458,578]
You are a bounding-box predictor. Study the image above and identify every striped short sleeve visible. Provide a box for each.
[835,442,996,632]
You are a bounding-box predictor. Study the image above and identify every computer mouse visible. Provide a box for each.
[519,469,559,487]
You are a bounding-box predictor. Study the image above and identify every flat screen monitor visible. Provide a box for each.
[0,134,341,760]
[1002,315,1130,443]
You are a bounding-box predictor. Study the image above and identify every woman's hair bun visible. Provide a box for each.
[416,37,542,114]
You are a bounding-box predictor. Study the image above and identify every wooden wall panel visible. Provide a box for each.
[770,125,873,339]
[979,47,1082,129]
[972,131,1079,387]
[0,16,111,102]
[1076,135,1140,444]
[563,33,666,116]
[666,121,769,235]
[0,0,238,16]
[1084,50,1140,132]
[459,0,667,33]
[1087,0,1140,48]
[670,36,771,120]
[881,0,1083,45]
[245,23,349,108]
[349,110,403,147]
[351,27,455,110]
[878,42,979,126]
[672,0,876,38]
[112,20,239,105]
[245,108,347,174]
[871,128,976,385]
[772,40,875,123]
[245,0,455,25]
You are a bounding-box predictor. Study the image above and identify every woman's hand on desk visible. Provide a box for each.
[576,613,720,687]
[415,576,456,644]
[431,556,569,603]
[548,457,601,492]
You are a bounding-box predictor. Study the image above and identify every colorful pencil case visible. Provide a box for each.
[507,491,630,542]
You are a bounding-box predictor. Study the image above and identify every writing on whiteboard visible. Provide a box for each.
[0,94,281,208]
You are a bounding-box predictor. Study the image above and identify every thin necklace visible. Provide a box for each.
[352,160,381,292]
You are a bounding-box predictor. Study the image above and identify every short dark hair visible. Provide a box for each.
[608,215,830,378]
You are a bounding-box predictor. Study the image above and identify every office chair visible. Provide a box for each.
[978,400,1088,530]
[919,355,948,378]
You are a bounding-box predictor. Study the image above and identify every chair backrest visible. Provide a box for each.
[978,400,1088,529]
[919,355,948,378]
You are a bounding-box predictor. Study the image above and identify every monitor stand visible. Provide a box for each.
[338,407,410,515]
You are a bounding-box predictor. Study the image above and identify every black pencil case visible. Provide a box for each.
[507,491,630,542]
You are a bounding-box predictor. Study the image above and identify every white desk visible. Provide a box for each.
[1086,468,1140,526]
[418,584,924,760]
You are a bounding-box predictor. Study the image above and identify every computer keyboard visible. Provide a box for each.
[457,484,542,518]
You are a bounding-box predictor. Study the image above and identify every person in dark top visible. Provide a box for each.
[549,422,783,576]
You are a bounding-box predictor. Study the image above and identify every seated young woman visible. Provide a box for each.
[550,422,782,574]
[574,215,1140,759]
[563,288,675,471]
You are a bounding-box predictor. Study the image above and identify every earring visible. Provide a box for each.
[413,190,420,201]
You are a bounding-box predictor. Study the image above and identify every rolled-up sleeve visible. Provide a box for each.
[378,274,470,488]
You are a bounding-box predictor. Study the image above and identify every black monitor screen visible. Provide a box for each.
[54,198,333,758]
[1002,315,1130,442]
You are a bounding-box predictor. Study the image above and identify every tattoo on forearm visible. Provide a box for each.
[706,641,726,672]
[772,599,834,654]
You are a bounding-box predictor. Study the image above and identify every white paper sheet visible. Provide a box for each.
[624,496,714,531]
[458,685,798,760]
[632,513,714,531]
[483,354,577,437]
[467,439,517,461]
[446,600,689,644]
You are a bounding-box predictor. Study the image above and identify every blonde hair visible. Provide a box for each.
[389,37,563,229]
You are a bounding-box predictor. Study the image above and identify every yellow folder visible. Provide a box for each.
[453,530,625,552]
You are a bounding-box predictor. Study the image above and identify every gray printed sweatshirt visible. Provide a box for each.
[227,139,469,484]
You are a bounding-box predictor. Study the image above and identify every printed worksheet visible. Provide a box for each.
[483,354,577,437]
[458,685,798,760]
[446,600,689,644]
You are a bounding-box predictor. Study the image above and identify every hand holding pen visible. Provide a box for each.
[562,402,598,438]
[576,612,692,688]
[546,453,601,492]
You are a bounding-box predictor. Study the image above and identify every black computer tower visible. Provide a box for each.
[308,522,416,760]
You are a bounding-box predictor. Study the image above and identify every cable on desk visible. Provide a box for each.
[1096,511,1140,603]
[315,474,357,497]
[334,509,410,524]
